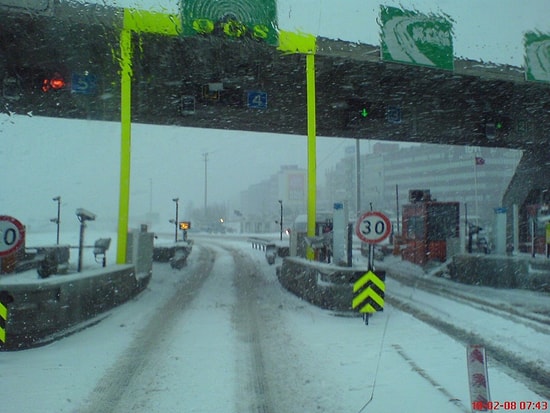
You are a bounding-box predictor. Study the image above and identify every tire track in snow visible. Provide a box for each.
[383,265,550,397]
[228,246,275,413]
[387,268,550,332]
[76,246,216,413]
[387,295,550,400]
[391,344,470,413]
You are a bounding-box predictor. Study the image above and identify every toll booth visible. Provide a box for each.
[523,202,550,255]
[516,187,550,255]
[290,213,333,260]
[401,190,460,265]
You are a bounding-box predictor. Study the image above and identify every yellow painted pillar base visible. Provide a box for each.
[306,53,316,260]
[116,28,133,264]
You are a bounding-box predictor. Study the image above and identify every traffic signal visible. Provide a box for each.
[484,114,512,140]
[12,67,67,94]
[41,72,66,92]
[345,98,386,128]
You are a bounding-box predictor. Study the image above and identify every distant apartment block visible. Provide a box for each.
[323,143,521,226]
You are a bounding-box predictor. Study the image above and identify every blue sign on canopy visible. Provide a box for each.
[71,73,97,95]
[247,91,267,109]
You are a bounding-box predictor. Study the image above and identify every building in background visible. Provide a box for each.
[239,165,307,233]
[238,143,520,235]
[322,143,522,228]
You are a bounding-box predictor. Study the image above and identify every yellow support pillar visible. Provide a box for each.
[116,28,133,264]
[115,23,312,262]
[306,53,317,259]
[278,30,317,260]
[116,10,181,263]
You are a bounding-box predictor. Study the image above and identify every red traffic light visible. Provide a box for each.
[41,72,66,92]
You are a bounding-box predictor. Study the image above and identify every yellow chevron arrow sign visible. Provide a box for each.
[0,300,7,343]
[352,270,385,313]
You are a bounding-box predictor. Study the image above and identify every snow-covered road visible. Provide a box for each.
[0,238,546,413]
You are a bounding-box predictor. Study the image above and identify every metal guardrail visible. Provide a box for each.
[248,237,274,251]
[249,237,289,265]
[16,238,113,277]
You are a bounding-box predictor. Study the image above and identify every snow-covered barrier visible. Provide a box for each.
[0,228,154,350]
[449,254,550,291]
[0,265,150,350]
[278,257,367,311]
[153,241,193,269]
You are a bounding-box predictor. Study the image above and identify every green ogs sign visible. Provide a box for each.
[180,0,278,45]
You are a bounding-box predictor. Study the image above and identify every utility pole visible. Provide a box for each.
[172,197,179,242]
[52,196,61,245]
[278,200,283,241]
[356,139,361,216]
[149,178,153,216]
[203,152,208,217]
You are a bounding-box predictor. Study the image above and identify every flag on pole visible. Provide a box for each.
[475,156,485,165]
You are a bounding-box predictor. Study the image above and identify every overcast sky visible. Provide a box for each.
[0,115,351,231]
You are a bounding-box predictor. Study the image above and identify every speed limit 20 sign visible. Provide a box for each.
[355,211,392,244]
[0,216,25,257]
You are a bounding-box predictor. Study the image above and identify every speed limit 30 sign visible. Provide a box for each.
[0,216,25,257]
[355,211,392,244]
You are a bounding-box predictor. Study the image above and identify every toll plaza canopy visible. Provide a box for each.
[1,0,550,152]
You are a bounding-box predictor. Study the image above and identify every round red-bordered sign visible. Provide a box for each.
[355,211,392,244]
[0,215,25,257]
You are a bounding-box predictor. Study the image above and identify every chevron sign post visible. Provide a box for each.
[352,270,385,324]
[0,300,6,343]
[0,292,13,345]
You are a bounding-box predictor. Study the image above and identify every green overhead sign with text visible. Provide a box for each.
[525,32,550,83]
[380,6,454,70]
[180,0,278,45]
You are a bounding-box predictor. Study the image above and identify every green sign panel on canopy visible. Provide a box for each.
[380,6,454,71]
[180,0,278,46]
[524,32,550,83]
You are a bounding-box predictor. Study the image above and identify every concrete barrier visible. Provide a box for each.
[0,227,156,350]
[153,242,193,269]
[278,257,368,311]
[449,254,550,291]
[0,264,150,350]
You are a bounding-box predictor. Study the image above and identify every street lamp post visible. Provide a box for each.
[203,152,208,217]
[172,198,179,242]
[51,196,61,244]
[278,200,283,241]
